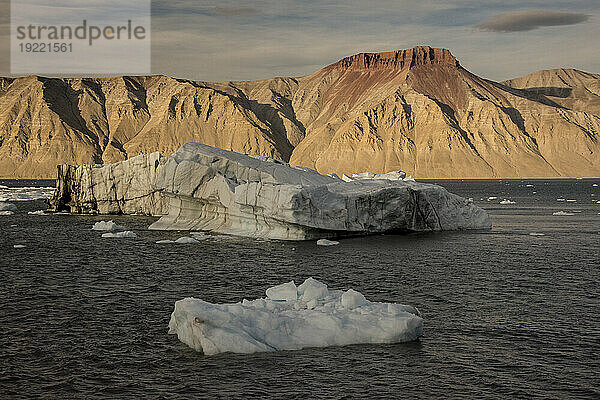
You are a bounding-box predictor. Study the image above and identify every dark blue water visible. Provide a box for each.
[1,179,599,399]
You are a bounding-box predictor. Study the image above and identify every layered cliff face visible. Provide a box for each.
[1,46,599,178]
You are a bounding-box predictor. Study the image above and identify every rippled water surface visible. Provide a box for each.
[1,179,599,399]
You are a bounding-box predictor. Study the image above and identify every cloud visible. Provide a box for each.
[475,10,589,32]
[213,6,258,16]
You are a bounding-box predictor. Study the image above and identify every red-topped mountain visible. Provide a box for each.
[1,46,599,178]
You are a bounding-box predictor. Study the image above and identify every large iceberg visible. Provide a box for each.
[168,278,423,355]
[49,142,491,240]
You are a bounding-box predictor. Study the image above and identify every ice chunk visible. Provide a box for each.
[176,236,199,244]
[552,211,574,216]
[566,199,577,203]
[92,220,125,231]
[341,289,368,309]
[168,279,423,355]
[499,199,515,205]
[101,231,137,238]
[0,202,17,211]
[529,232,545,236]
[525,184,534,187]
[298,277,328,302]
[265,281,298,301]
[0,211,14,216]
[487,196,497,201]
[13,244,26,248]
[351,170,407,181]
[557,198,566,202]
[27,210,47,215]
[317,239,339,246]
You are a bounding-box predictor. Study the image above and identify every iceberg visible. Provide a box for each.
[552,211,574,216]
[156,236,199,244]
[27,210,47,215]
[316,239,339,246]
[92,220,125,231]
[49,142,491,240]
[0,202,17,211]
[168,278,423,355]
[101,231,137,238]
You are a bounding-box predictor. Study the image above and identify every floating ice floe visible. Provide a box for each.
[552,211,574,216]
[0,211,15,216]
[156,236,199,244]
[499,199,516,205]
[566,199,577,203]
[92,220,125,231]
[101,231,137,238]
[27,210,47,215]
[168,278,423,355]
[13,244,26,248]
[557,198,566,202]
[593,184,598,187]
[487,196,498,201]
[317,239,339,246]
[0,202,17,211]
[529,232,545,236]
[525,184,534,187]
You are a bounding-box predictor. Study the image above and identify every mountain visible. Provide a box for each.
[1,46,599,178]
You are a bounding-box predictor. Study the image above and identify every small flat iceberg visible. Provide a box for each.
[156,236,199,244]
[316,239,339,246]
[553,211,574,216]
[168,278,423,355]
[499,199,515,205]
[93,220,125,231]
[0,202,17,212]
[27,210,47,215]
[101,231,137,238]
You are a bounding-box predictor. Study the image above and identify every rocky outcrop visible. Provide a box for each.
[2,46,599,178]
[327,47,459,71]
[49,142,491,240]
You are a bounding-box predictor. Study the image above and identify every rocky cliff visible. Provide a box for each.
[1,46,599,178]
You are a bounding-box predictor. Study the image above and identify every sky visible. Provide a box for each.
[1,0,599,82]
